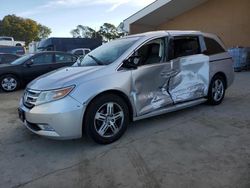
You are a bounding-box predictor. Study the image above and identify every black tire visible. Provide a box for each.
[207,75,226,105]
[0,74,20,92]
[84,94,129,144]
[15,43,22,47]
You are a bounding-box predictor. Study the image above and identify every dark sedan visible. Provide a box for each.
[0,51,77,92]
[0,53,20,64]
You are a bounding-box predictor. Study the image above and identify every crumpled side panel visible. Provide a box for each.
[169,54,209,103]
[131,64,173,116]
[132,89,173,115]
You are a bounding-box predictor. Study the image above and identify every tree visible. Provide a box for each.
[70,25,97,38]
[37,24,51,40]
[0,20,3,34]
[98,23,120,42]
[70,23,126,42]
[0,15,51,45]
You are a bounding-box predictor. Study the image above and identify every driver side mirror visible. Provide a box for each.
[122,55,141,69]
[26,59,34,66]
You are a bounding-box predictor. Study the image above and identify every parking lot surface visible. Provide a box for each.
[0,72,250,188]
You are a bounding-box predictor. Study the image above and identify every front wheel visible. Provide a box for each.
[84,94,129,144]
[207,75,226,105]
[0,74,20,92]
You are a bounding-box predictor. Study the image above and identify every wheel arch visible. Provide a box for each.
[82,89,134,134]
[211,72,228,89]
[0,73,21,83]
[0,73,21,91]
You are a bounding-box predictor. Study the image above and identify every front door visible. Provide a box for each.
[131,38,174,116]
[22,53,54,83]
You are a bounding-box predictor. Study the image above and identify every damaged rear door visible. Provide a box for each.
[131,37,174,116]
[168,36,210,103]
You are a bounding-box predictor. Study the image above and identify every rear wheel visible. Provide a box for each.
[207,75,226,105]
[84,94,129,144]
[0,74,20,92]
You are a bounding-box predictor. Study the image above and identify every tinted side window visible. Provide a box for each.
[4,55,18,63]
[84,49,91,55]
[172,37,201,59]
[74,50,83,56]
[0,37,12,41]
[55,53,77,63]
[0,55,3,63]
[204,37,225,55]
[135,38,165,66]
[32,54,53,65]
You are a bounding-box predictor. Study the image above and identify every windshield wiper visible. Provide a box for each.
[88,55,104,65]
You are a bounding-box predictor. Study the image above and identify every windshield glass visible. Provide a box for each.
[11,54,33,65]
[75,37,139,66]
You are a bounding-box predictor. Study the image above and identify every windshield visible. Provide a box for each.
[75,37,139,66]
[11,54,33,65]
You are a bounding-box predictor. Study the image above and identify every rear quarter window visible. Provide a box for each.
[204,37,225,55]
[74,50,83,56]
[55,53,77,63]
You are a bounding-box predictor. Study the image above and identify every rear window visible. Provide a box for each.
[204,37,225,55]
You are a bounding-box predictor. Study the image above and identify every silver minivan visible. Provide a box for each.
[18,31,234,144]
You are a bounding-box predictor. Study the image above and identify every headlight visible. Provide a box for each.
[35,86,75,105]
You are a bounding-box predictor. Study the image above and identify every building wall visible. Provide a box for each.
[130,24,157,34]
[157,0,250,48]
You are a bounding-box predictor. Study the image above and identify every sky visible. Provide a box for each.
[0,0,155,37]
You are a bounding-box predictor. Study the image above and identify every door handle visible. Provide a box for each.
[160,70,178,77]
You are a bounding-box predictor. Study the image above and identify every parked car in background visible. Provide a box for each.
[0,51,77,92]
[0,53,19,64]
[71,48,91,57]
[0,36,25,46]
[37,37,102,52]
[0,46,26,55]
[18,31,234,144]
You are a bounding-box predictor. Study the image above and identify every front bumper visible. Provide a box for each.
[19,96,85,140]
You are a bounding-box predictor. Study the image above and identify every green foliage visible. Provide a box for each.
[70,25,97,38]
[70,23,127,42]
[0,14,51,45]
[37,24,52,40]
[98,23,120,42]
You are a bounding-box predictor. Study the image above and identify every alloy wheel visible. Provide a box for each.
[212,79,224,102]
[1,77,17,91]
[94,102,124,138]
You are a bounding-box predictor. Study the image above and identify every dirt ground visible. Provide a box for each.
[0,72,249,188]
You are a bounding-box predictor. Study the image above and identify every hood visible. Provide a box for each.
[0,64,17,73]
[28,66,105,90]
[0,63,14,68]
